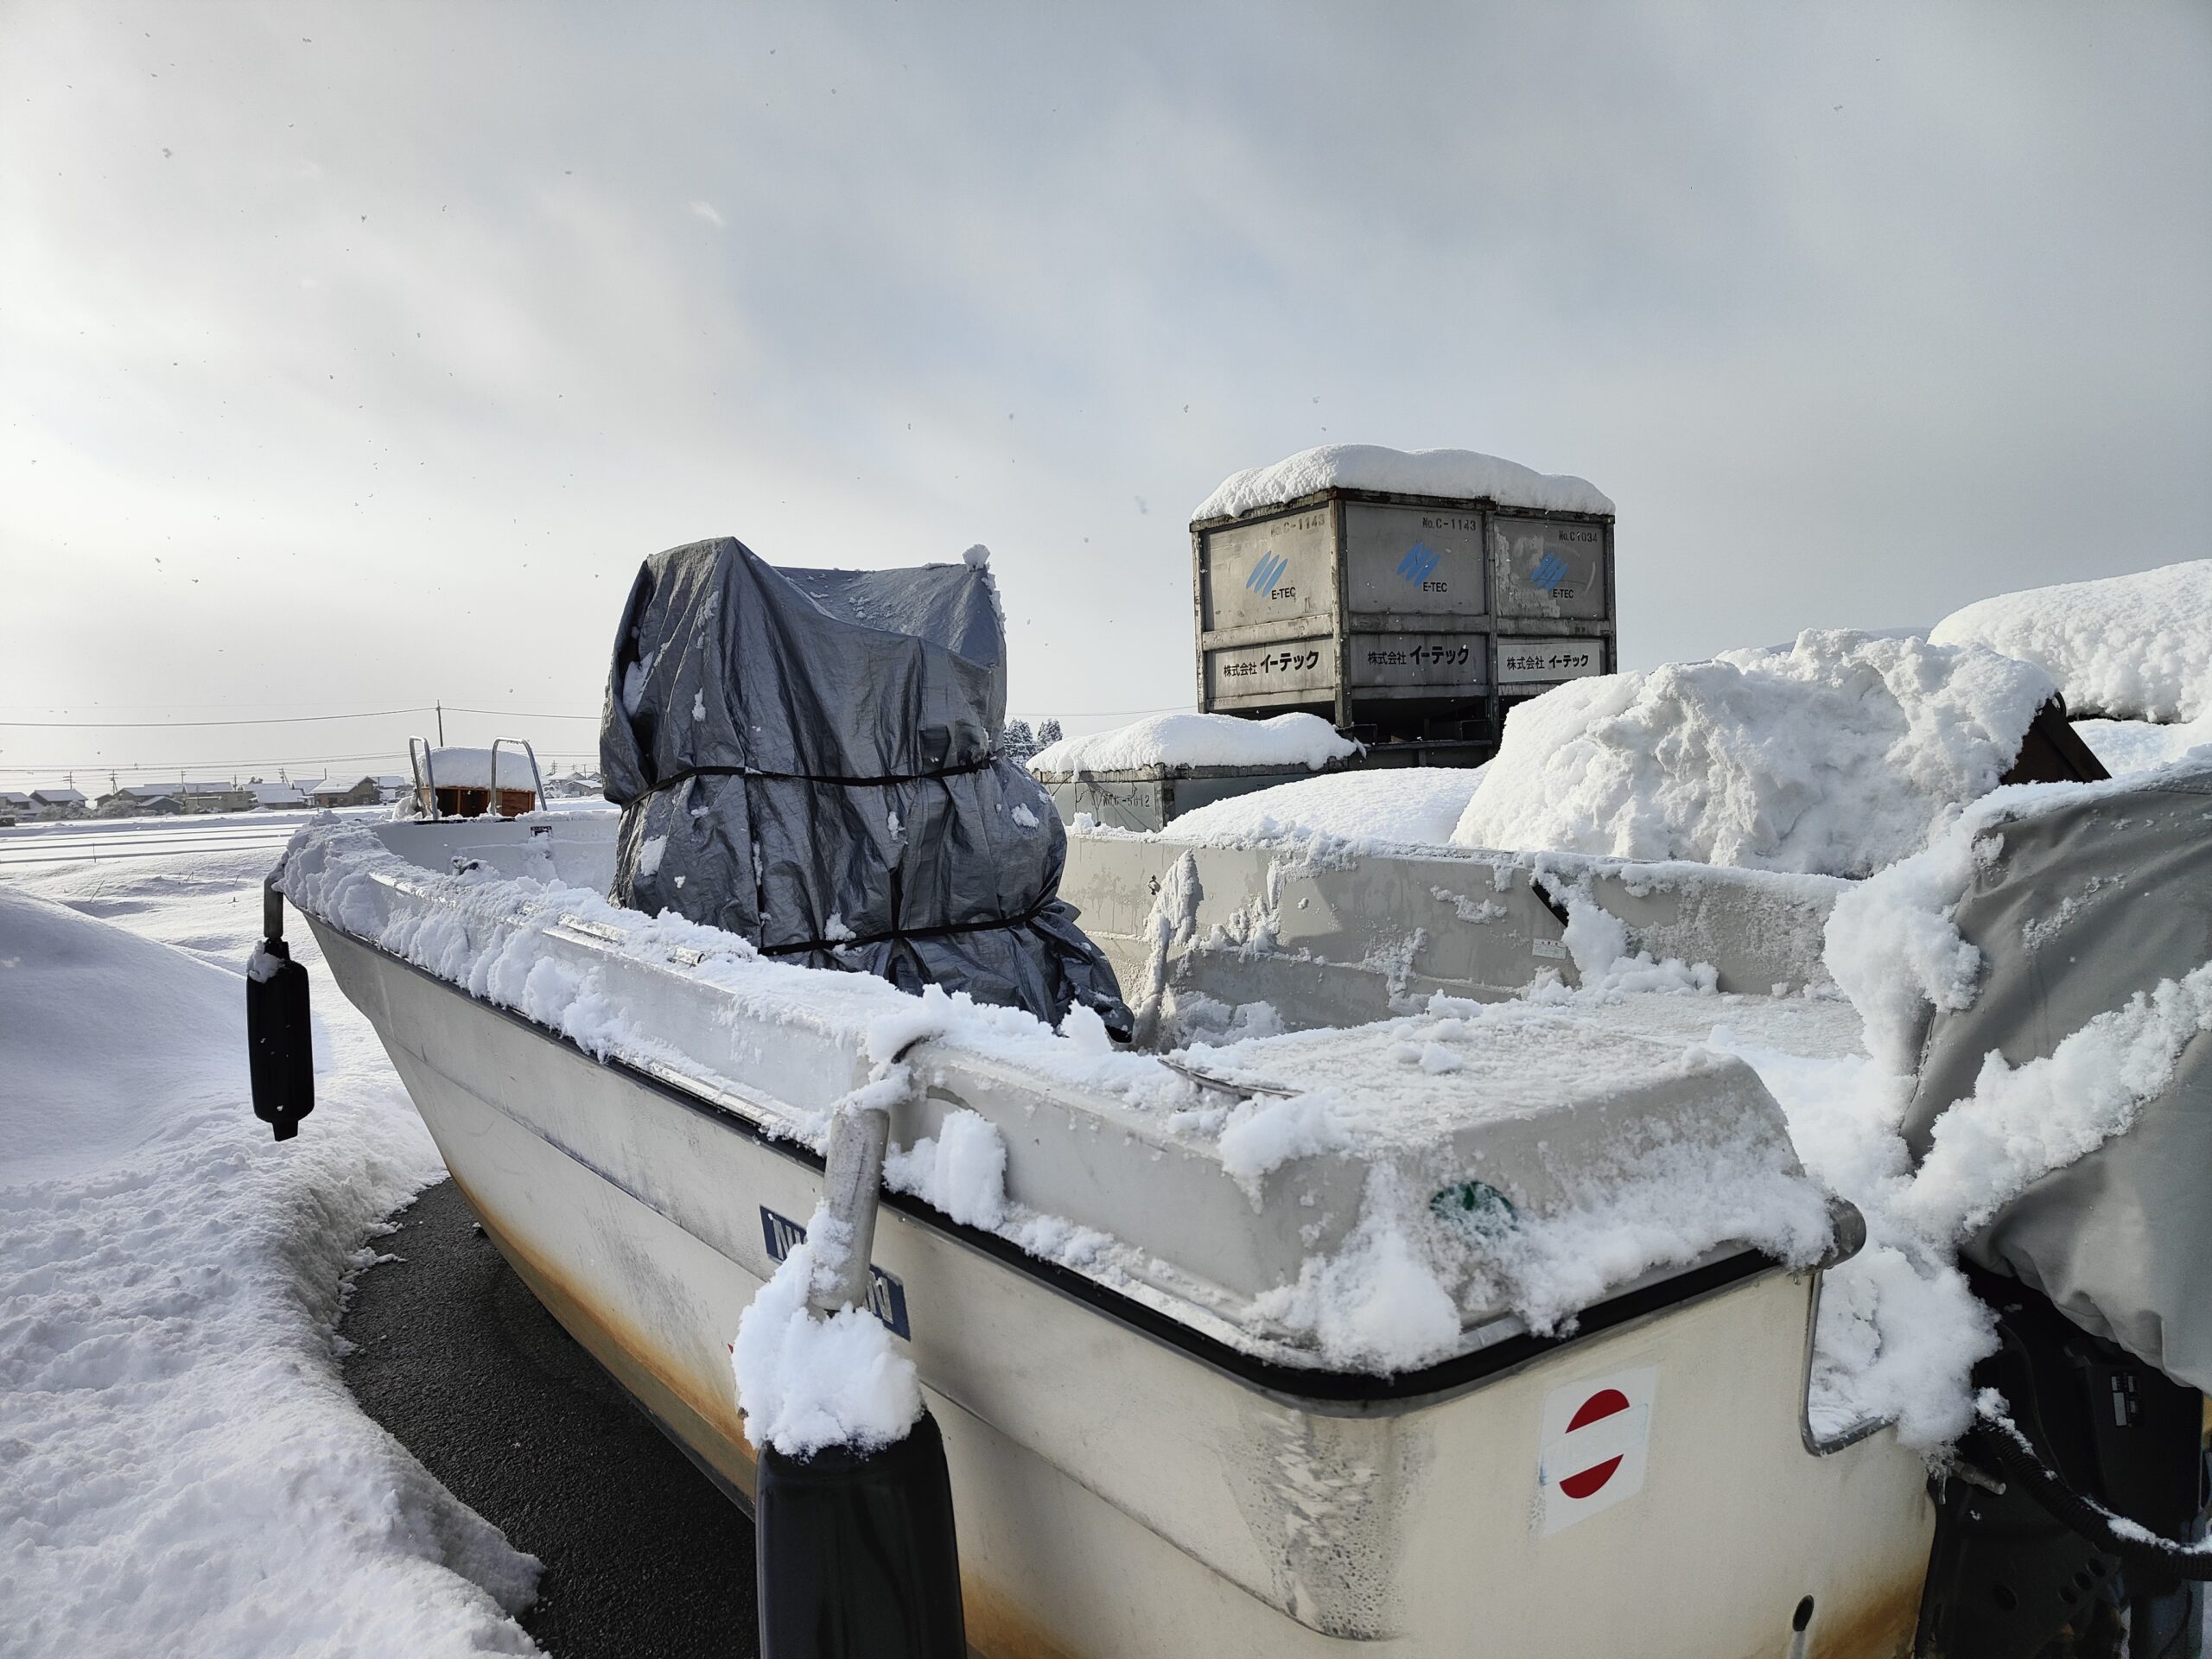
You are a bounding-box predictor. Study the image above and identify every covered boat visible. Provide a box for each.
[246,536,2209,1654]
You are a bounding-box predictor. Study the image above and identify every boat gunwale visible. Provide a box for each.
[308,908,1786,1416]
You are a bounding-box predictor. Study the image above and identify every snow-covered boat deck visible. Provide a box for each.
[277,809,1858,1375]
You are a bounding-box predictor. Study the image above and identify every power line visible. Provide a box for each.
[0,748,602,778]
[0,706,434,730]
[444,704,602,720]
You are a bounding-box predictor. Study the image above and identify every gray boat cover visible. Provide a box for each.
[599,537,1130,1035]
[1901,760,2212,1391]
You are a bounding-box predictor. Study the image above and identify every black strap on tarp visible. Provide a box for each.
[644,755,998,793]
[757,893,1058,959]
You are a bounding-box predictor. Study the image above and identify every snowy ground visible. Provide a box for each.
[0,810,545,1657]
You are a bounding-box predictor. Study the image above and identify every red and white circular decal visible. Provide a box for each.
[1538,1368,1656,1535]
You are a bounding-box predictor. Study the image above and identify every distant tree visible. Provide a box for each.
[1036,718,1063,747]
[1001,718,1036,762]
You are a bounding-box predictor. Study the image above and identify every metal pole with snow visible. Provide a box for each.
[736,1049,966,1659]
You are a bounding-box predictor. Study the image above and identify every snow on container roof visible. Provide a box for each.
[1192,443,1612,524]
[1027,711,1357,779]
[1451,629,2056,878]
[1929,558,2212,725]
[1159,764,1485,849]
[422,747,538,790]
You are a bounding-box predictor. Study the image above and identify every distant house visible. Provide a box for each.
[95,781,253,816]
[0,790,29,823]
[96,790,180,817]
[29,788,88,820]
[249,783,309,810]
[372,774,412,804]
[310,777,382,808]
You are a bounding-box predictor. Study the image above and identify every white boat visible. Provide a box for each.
[269,807,1943,1657]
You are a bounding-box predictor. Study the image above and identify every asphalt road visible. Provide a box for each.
[342,1179,760,1657]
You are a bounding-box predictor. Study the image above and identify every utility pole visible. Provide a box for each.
[436,701,445,746]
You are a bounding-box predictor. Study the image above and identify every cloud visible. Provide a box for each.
[0,0,2204,778]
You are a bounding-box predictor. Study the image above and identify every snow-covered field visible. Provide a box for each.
[0,811,543,1658]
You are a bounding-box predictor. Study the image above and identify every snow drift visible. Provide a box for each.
[1451,630,2056,877]
[0,887,538,1658]
[1931,559,2212,723]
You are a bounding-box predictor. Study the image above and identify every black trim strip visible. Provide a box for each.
[322,919,1779,1410]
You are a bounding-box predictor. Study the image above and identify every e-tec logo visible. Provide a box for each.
[1530,551,1571,593]
[1536,1366,1656,1535]
[1244,551,1290,595]
[1396,541,1441,584]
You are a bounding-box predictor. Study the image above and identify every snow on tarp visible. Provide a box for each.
[1159,764,1485,848]
[1192,443,1613,523]
[1930,558,2212,723]
[598,536,1130,1035]
[1729,759,2212,1451]
[0,887,539,1656]
[1897,763,2212,1396]
[1027,711,1357,778]
[1451,629,2056,878]
[2074,712,2212,779]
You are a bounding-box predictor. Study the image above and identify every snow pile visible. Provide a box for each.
[1192,443,1612,522]
[729,1204,923,1459]
[2075,711,2212,778]
[1252,1167,1463,1373]
[1452,630,2056,877]
[1930,559,2212,722]
[0,887,539,1656]
[1161,765,1484,848]
[1540,880,1719,998]
[885,1109,1011,1230]
[1027,711,1356,776]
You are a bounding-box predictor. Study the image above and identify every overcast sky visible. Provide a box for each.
[3,2,2207,785]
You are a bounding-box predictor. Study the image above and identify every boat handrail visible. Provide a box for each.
[407,735,438,818]
[488,735,549,818]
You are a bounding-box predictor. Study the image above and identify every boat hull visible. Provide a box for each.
[315,918,1934,1656]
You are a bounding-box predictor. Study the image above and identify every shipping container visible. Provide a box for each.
[1192,487,1616,747]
